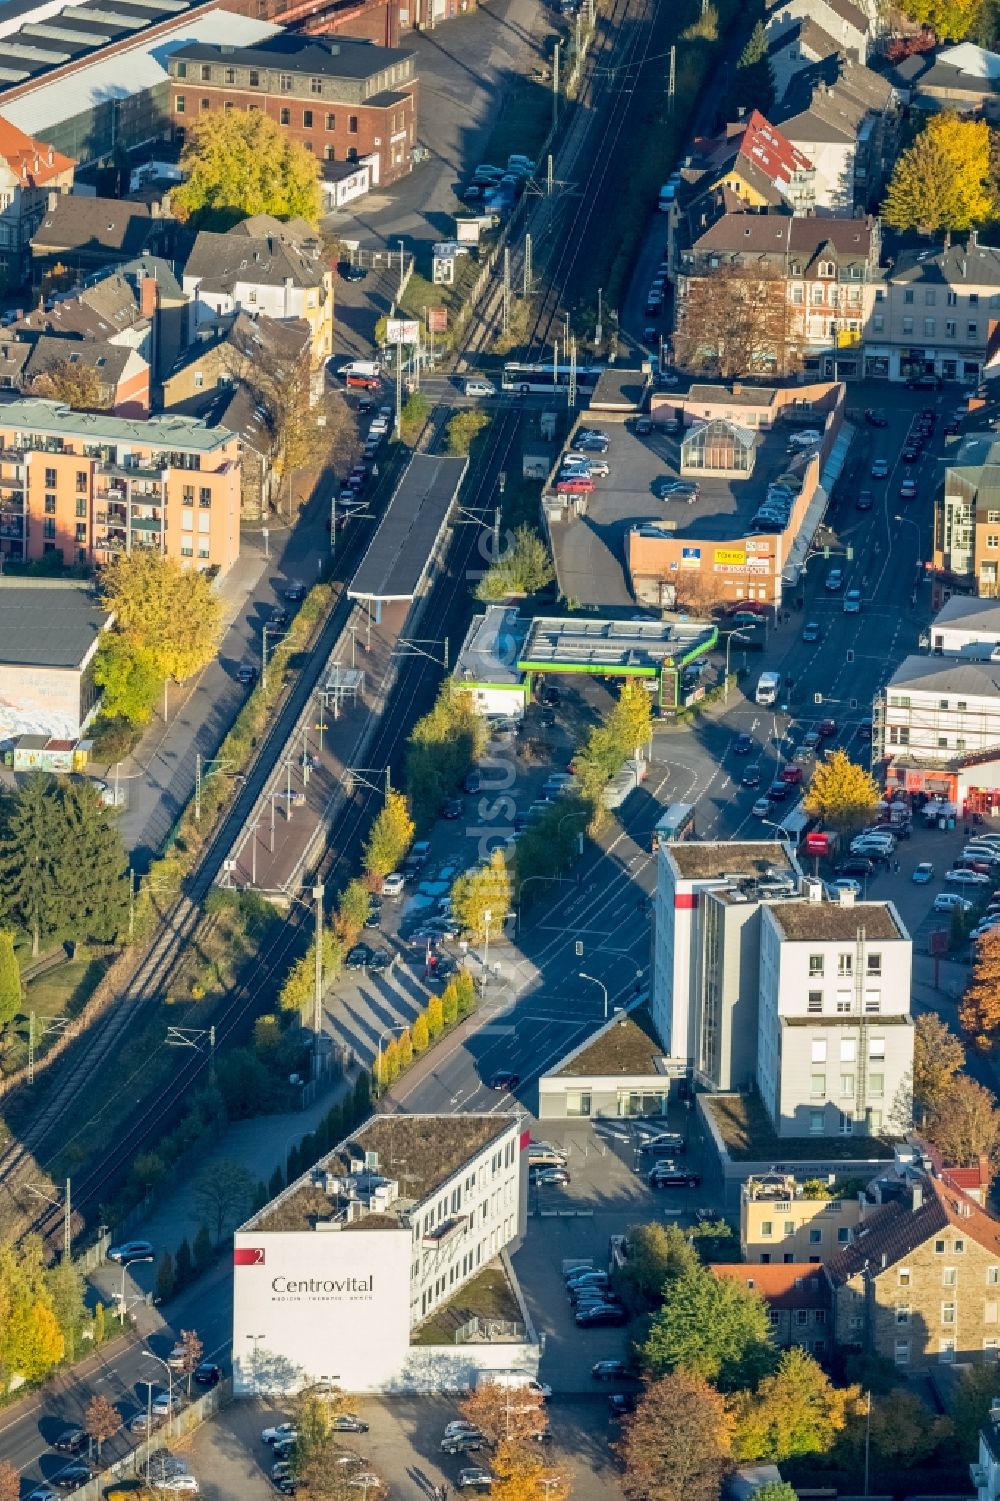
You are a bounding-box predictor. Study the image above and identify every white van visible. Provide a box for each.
[755,670,781,706]
[464,377,496,398]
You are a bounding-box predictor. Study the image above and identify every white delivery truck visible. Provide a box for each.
[755,670,781,706]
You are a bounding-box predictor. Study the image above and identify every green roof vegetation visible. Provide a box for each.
[555,1002,664,1077]
[703,1091,895,1163]
[412,1262,523,1346]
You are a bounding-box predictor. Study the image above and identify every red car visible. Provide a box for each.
[556,475,595,495]
[818,718,837,737]
[781,764,803,784]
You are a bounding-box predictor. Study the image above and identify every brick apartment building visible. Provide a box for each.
[0,398,241,575]
[167,33,417,186]
[218,0,475,39]
[828,1173,1000,1369]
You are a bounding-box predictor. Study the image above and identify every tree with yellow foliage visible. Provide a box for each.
[99,551,223,686]
[802,748,879,833]
[960,927,1000,1047]
[619,1371,733,1501]
[460,1381,548,1445]
[173,110,321,226]
[362,789,415,881]
[728,1347,857,1463]
[901,0,984,40]
[883,113,995,233]
[492,1439,570,1501]
[451,851,511,940]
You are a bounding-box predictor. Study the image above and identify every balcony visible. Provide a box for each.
[103,462,164,482]
[131,515,164,533]
[969,1463,988,1490]
[0,522,23,539]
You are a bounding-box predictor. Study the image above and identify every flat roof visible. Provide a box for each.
[589,367,649,411]
[244,1113,515,1233]
[0,578,110,668]
[454,606,529,686]
[702,1090,895,1162]
[886,653,1000,698]
[520,615,716,672]
[554,1002,665,1077]
[766,899,904,942]
[668,840,796,881]
[0,396,235,452]
[348,453,467,603]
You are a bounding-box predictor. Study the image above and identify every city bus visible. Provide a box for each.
[501,361,604,394]
[651,802,696,851]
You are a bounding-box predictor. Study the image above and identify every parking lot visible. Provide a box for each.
[548,413,811,608]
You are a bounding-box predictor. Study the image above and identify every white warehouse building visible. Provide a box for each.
[232,1113,533,1395]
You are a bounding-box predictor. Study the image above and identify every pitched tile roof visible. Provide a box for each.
[184,226,326,294]
[12,274,145,342]
[0,115,73,185]
[776,55,894,143]
[726,109,814,194]
[23,334,139,390]
[768,17,841,62]
[690,211,874,263]
[826,1176,1000,1286]
[32,196,165,257]
[712,1262,832,1309]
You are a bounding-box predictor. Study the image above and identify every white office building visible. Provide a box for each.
[927,597,1000,658]
[651,839,801,1090]
[231,1113,533,1395]
[757,890,913,1137]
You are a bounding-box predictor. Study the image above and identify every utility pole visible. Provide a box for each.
[502,246,511,335]
[195,752,203,824]
[546,154,553,197]
[596,285,603,346]
[552,42,560,129]
[395,353,403,439]
[667,45,675,112]
[568,337,577,409]
[128,867,136,942]
[553,338,559,390]
[312,884,325,1056]
[64,1178,71,1260]
[27,1010,34,1086]
[524,233,532,297]
[575,9,581,59]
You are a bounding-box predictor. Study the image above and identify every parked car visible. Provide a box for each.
[864,408,888,427]
[53,1464,92,1490]
[193,1363,223,1386]
[263,1424,297,1447]
[933,892,974,913]
[638,1131,686,1154]
[945,868,990,886]
[530,1166,571,1187]
[107,1239,154,1264]
[648,1164,701,1188]
[458,1471,494,1491]
[575,1304,628,1328]
[381,873,405,897]
[332,1416,369,1434]
[591,1359,628,1381]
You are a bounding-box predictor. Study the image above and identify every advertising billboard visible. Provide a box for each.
[386,318,420,344]
[232,1225,412,1394]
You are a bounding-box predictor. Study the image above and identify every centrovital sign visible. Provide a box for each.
[232,1225,411,1393]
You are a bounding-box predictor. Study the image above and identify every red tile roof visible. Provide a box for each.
[711,1263,831,1311]
[733,110,813,190]
[827,1175,1000,1286]
[0,115,73,186]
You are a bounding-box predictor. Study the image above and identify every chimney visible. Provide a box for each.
[139,273,159,320]
[911,1182,923,1212]
[838,887,856,907]
[805,877,823,902]
[970,228,979,250]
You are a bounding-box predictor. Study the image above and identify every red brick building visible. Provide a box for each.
[220,0,400,46]
[168,34,417,187]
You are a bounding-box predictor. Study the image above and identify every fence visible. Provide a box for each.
[67,1383,231,1501]
[454,1316,525,1345]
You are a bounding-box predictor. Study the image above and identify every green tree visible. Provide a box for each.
[476,525,555,600]
[643,1264,775,1389]
[58,778,129,944]
[398,1027,413,1070]
[47,1256,85,1360]
[446,409,490,456]
[92,635,159,727]
[405,685,489,827]
[156,1253,176,1303]
[609,679,653,758]
[0,774,64,957]
[378,1037,400,1089]
[426,993,444,1038]
[441,980,459,1027]
[99,552,224,686]
[727,19,774,115]
[883,112,995,233]
[412,1011,430,1053]
[193,1223,213,1269]
[752,1485,799,1501]
[616,1222,699,1312]
[451,851,511,939]
[93,1301,106,1345]
[337,879,372,944]
[836,1388,952,1470]
[728,1348,856,1462]
[619,1371,733,1501]
[175,1237,194,1288]
[0,929,20,1031]
[400,390,430,444]
[802,748,879,833]
[193,1160,257,1241]
[280,929,342,1015]
[174,109,321,225]
[455,968,476,1017]
[362,790,415,880]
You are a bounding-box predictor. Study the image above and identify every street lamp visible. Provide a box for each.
[724,630,752,703]
[118,1254,153,1322]
[246,1332,265,1396]
[138,1380,154,1478]
[376,1023,409,1096]
[579,971,608,1020]
[142,1348,173,1437]
[482,908,493,985]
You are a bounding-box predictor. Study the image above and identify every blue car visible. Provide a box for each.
[733,732,754,755]
[912,863,934,883]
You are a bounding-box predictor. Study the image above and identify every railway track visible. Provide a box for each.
[1,0,659,1249]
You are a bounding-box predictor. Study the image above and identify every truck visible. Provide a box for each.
[475,1370,544,1392]
[755,670,781,706]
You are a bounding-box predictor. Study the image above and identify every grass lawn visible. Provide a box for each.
[412,1264,523,1346]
